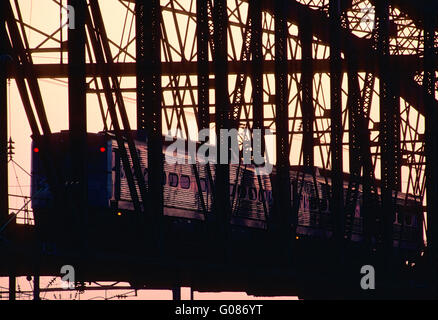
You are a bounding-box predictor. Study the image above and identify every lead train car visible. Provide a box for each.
[31,131,424,251]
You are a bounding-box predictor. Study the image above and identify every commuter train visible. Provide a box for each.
[31,131,424,251]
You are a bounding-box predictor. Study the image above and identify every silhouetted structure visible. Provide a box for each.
[0,0,437,299]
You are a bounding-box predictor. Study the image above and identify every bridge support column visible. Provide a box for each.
[68,0,88,253]
[273,0,293,263]
[9,271,15,301]
[33,272,40,301]
[137,0,164,252]
[251,0,264,153]
[375,0,401,296]
[423,3,438,299]
[196,0,210,132]
[213,0,232,261]
[299,9,314,170]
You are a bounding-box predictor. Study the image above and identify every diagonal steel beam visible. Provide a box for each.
[0,0,8,227]
[85,1,143,215]
[259,0,432,117]
[6,1,51,136]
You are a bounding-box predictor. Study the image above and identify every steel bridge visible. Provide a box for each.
[0,0,437,299]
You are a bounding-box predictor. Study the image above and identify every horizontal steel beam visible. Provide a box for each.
[5,55,427,78]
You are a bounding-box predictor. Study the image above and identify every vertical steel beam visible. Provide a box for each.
[8,274,15,301]
[345,41,363,240]
[193,0,210,215]
[251,0,263,149]
[347,72,362,183]
[197,0,210,132]
[68,0,86,135]
[329,0,344,242]
[250,1,269,221]
[137,0,164,243]
[393,76,401,192]
[376,0,396,255]
[423,3,438,298]
[33,272,40,301]
[212,0,231,255]
[136,0,146,138]
[273,0,292,250]
[299,9,314,169]
[68,0,87,248]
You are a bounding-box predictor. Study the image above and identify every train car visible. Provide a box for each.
[289,167,424,250]
[31,131,424,252]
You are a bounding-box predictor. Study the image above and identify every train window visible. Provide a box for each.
[163,172,167,185]
[238,185,247,199]
[180,175,190,189]
[199,178,207,192]
[248,188,257,200]
[405,215,412,226]
[169,173,178,187]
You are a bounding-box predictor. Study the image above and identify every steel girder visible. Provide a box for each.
[3,0,435,250]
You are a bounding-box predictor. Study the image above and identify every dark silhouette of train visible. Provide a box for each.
[31,131,424,252]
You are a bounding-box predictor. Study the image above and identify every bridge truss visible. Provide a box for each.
[0,0,437,299]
